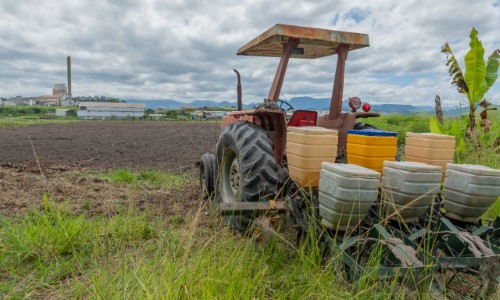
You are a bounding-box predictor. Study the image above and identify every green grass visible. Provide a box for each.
[0,117,79,127]
[0,105,56,116]
[77,169,188,190]
[365,113,430,147]
[1,197,379,299]
[0,105,79,127]
[1,195,436,299]
[0,195,444,299]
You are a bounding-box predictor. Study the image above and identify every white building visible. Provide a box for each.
[191,110,228,120]
[56,109,71,117]
[77,102,145,119]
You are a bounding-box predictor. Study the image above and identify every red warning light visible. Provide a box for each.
[362,103,371,112]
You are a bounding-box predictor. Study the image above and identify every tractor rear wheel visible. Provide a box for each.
[215,121,278,231]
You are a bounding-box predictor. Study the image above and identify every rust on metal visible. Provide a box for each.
[270,110,287,165]
[317,112,357,156]
[218,200,288,215]
[252,109,287,165]
[267,38,299,101]
[237,24,369,59]
[329,44,349,120]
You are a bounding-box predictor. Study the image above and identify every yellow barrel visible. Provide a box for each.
[347,130,397,172]
[286,126,338,187]
[405,133,455,174]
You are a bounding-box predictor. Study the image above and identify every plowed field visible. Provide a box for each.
[0,121,221,216]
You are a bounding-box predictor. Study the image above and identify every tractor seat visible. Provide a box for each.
[288,110,318,127]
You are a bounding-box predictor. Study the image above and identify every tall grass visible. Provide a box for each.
[0,197,367,299]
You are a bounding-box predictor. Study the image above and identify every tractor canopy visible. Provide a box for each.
[233,24,373,155]
[237,24,369,59]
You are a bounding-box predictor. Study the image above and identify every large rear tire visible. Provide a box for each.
[215,121,278,231]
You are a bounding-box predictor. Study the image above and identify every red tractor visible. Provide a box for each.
[200,24,379,230]
[199,25,500,294]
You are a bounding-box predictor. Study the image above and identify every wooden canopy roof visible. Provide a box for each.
[237,24,369,59]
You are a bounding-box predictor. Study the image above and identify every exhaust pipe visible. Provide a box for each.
[233,69,242,111]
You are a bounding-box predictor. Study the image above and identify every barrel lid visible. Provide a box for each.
[288,126,338,135]
[384,161,442,172]
[322,162,381,178]
[347,129,397,137]
[446,164,500,176]
[406,132,455,141]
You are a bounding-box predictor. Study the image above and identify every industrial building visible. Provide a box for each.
[1,83,70,106]
[77,102,145,119]
[1,56,75,107]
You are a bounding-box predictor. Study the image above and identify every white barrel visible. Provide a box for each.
[382,161,442,222]
[319,163,380,230]
[443,164,500,222]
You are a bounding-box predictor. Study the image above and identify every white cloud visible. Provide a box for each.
[0,0,498,105]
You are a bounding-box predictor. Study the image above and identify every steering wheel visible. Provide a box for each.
[277,99,295,114]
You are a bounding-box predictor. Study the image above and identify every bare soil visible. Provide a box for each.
[0,121,221,217]
[0,121,221,172]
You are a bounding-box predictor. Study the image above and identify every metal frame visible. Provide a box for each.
[215,193,500,292]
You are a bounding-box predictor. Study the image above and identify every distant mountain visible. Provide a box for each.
[126,99,258,110]
[372,104,432,114]
[288,97,330,110]
[125,97,463,115]
[126,99,185,109]
[287,96,445,114]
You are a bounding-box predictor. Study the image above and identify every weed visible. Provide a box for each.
[83,199,93,210]
[169,214,185,226]
[108,169,135,184]
[75,169,188,190]
[136,170,186,189]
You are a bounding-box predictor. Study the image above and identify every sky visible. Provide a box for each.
[1,0,499,106]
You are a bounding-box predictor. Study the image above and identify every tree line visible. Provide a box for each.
[73,96,125,103]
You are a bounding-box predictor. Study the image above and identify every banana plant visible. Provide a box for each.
[441,28,499,133]
[429,114,467,155]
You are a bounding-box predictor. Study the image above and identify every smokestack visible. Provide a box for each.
[67,56,72,100]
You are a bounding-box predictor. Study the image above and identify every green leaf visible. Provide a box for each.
[456,138,466,154]
[485,49,500,89]
[429,116,444,134]
[464,28,487,104]
[449,118,466,141]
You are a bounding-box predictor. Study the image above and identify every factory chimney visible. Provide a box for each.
[67,56,72,100]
